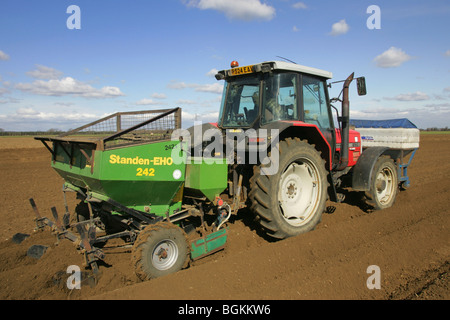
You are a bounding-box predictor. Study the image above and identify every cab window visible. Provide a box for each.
[220,77,260,127]
[302,75,332,131]
[262,73,298,124]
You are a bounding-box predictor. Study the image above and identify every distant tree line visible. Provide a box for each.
[0,128,65,136]
[420,127,450,132]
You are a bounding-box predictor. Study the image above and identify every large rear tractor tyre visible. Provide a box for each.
[365,156,398,210]
[249,137,328,240]
[132,222,190,281]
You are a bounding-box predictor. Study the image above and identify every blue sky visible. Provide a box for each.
[0,0,449,130]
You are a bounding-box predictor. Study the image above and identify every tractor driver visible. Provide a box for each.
[261,86,282,123]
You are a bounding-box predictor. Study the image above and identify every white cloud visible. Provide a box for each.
[15,77,125,98]
[26,65,63,80]
[53,102,74,107]
[292,2,307,9]
[176,99,197,105]
[0,50,10,61]
[350,108,418,124]
[182,110,219,122]
[206,68,219,77]
[135,98,162,106]
[0,97,20,104]
[168,80,223,94]
[350,103,450,129]
[16,107,40,116]
[424,103,450,111]
[384,91,430,101]
[329,19,349,36]
[374,47,413,68]
[0,107,99,122]
[151,93,167,99]
[0,87,10,96]
[184,0,276,21]
[196,83,223,94]
[167,81,188,90]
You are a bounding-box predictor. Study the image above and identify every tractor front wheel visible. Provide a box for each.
[132,222,190,281]
[249,137,328,239]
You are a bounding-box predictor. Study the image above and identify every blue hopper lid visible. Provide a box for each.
[349,118,417,129]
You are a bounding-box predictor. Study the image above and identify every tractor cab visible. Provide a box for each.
[215,61,336,153]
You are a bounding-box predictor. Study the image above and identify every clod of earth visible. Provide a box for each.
[12,233,30,244]
[27,244,48,259]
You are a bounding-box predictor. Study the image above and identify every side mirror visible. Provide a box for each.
[357,77,367,96]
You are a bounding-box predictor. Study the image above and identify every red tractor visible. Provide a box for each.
[197,60,419,240]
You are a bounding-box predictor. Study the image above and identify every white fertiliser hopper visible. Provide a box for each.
[355,128,420,149]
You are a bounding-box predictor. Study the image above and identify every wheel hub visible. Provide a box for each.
[278,161,321,226]
[375,167,394,204]
[376,179,387,192]
[286,182,298,198]
[152,239,178,271]
[157,247,168,260]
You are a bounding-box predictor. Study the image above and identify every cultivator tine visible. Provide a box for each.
[30,199,81,245]
[49,207,80,243]
[29,198,47,231]
[76,224,104,276]
[62,212,71,230]
[51,207,67,244]
[51,207,64,231]
[62,188,71,229]
[87,225,97,243]
[30,197,104,284]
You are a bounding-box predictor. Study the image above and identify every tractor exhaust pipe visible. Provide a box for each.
[336,72,354,171]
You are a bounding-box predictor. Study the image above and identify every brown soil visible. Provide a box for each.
[0,135,448,300]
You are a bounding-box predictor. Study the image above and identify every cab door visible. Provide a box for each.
[301,74,336,155]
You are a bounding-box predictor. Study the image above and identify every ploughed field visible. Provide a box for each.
[0,135,448,300]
